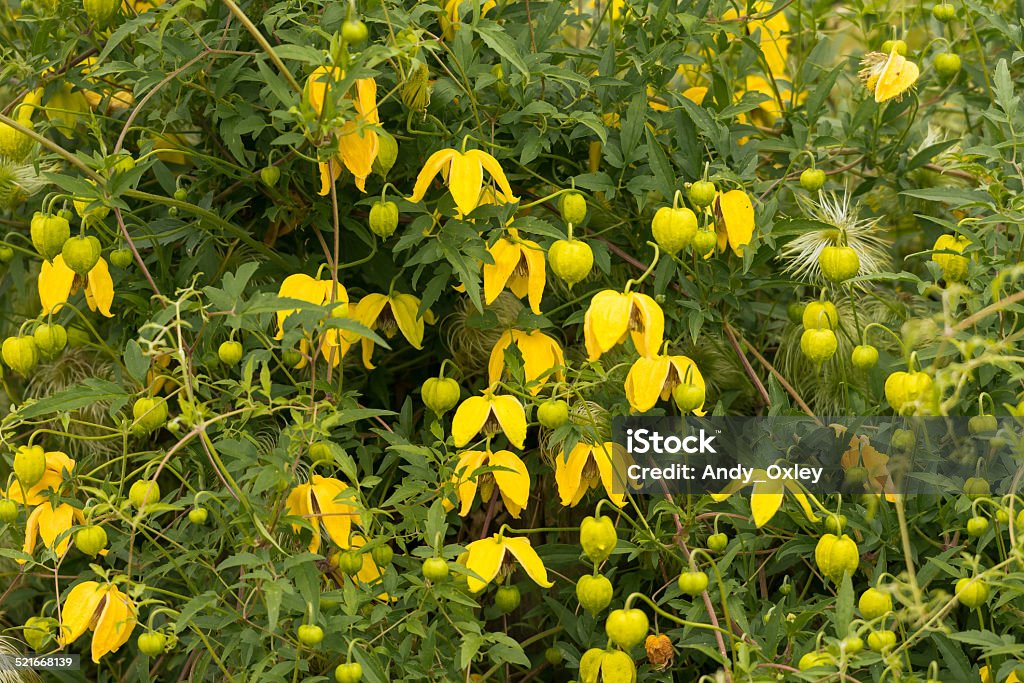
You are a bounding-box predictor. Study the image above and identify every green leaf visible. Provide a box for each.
[123,340,149,385]
[476,22,529,79]
[834,572,853,638]
[16,379,129,420]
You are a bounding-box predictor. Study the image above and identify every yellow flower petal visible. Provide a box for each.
[624,356,672,413]
[628,293,665,357]
[452,395,491,447]
[515,330,563,392]
[554,444,591,507]
[37,503,77,556]
[451,450,486,516]
[466,149,517,203]
[483,238,522,306]
[39,254,76,316]
[318,158,342,197]
[520,239,546,314]
[715,190,755,256]
[276,274,331,338]
[490,394,527,449]
[593,442,627,507]
[502,536,553,588]
[447,150,484,216]
[489,449,530,518]
[487,330,514,387]
[59,581,105,647]
[390,293,425,349]
[85,258,114,317]
[584,290,630,361]
[285,483,320,553]
[465,536,505,592]
[312,475,358,550]
[409,149,456,203]
[91,585,136,663]
[875,49,919,103]
[750,479,784,528]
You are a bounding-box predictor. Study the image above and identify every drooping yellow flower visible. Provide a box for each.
[859,48,919,103]
[441,0,496,40]
[462,533,553,592]
[353,292,426,369]
[713,190,755,256]
[3,451,74,506]
[711,469,820,528]
[554,441,626,508]
[39,255,114,317]
[487,329,564,394]
[451,387,527,449]
[22,501,85,562]
[278,277,350,364]
[483,229,545,314]
[307,67,380,194]
[79,58,134,112]
[981,665,1022,683]
[447,449,530,518]
[274,274,350,364]
[839,433,897,503]
[285,475,361,554]
[583,290,664,361]
[724,1,791,77]
[275,273,340,336]
[624,354,706,415]
[409,147,518,217]
[58,581,137,663]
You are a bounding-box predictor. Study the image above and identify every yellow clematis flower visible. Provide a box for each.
[275,274,350,364]
[3,450,74,506]
[713,190,755,256]
[275,273,340,336]
[79,58,134,112]
[583,290,664,361]
[285,475,361,554]
[624,354,706,415]
[981,665,1021,683]
[554,441,626,508]
[447,449,530,518]
[483,229,545,314]
[858,48,919,103]
[711,469,820,528]
[409,147,518,217]
[839,433,897,503]
[306,67,380,194]
[22,501,85,562]
[487,329,564,395]
[59,581,137,663]
[451,387,527,449]
[39,255,114,318]
[723,1,791,77]
[462,533,553,593]
[441,0,496,40]
[353,292,426,369]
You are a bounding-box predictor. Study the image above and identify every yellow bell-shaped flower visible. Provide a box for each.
[59,580,137,663]
[409,147,517,216]
[462,533,553,593]
[38,255,114,317]
[583,290,664,361]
